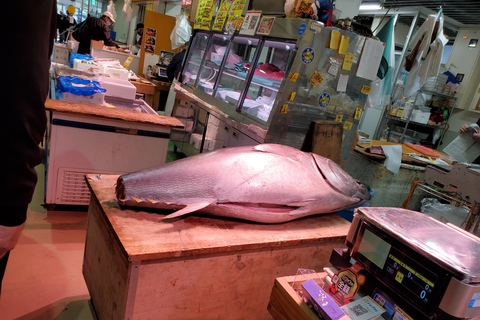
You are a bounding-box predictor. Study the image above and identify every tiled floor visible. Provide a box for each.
[0,142,185,320]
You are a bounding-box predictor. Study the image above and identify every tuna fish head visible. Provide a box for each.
[116,144,370,223]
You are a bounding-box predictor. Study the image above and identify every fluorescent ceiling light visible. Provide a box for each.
[359,3,382,11]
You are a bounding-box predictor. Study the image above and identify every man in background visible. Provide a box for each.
[72,11,119,54]
[0,0,57,294]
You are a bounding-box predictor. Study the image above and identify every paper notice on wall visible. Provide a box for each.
[444,124,480,163]
[356,38,385,81]
[337,73,348,92]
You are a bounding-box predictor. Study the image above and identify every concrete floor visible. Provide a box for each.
[0,142,185,320]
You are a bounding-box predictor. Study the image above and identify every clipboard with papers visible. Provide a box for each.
[443,124,480,163]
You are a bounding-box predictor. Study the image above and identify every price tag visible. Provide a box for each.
[280,104,288,113]
[123,56,133,68]
[338,35,349,55]
[335,115,343,122]
[355,108,363,120]
[330,30,341,50]
[328,64,339,76]
[343,121,353,130]
[287,92,296,101]
[361,85,371,95]
[288,72,299,82]
[310,71,324,87]
[342,52,354,70]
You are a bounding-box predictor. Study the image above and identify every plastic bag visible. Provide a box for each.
[170,13,191,49]
[56,76,106,97]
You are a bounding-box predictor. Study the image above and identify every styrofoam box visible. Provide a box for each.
[97,76,137,101]
[73,59,105,74]
[412,110,430,124]
[53,45,71,65]
[176,105,195,118]
[189,133,203,149]
[104,66,130,80]
[61,91,105,106]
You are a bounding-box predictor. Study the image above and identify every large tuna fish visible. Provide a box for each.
[115,144,370,223]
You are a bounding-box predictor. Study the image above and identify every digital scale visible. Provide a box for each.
[331,207,480,320]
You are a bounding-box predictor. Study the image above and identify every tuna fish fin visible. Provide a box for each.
[163,202,212,220]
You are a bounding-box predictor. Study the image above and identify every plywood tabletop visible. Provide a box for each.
[46,99,184,128]
[86,174,351,262]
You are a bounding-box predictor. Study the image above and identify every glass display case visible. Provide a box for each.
[182,32,210,87]
[172,19,380,161]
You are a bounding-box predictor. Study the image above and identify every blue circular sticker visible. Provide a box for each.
[319,93,331,107]
[302,48,315,64]
[298,24,306,35]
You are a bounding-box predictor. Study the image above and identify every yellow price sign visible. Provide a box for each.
[354,108,363,120]
[361,85,371,95]
[280,104,288,113]
[288,92,296,101]
[343,121,353,130]
[288,72,299,82]
[342,52,354,70]
[335,115,343,122]
[123,56,133,68]
[309,71,324,87]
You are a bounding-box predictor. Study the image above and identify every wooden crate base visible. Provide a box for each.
[84,174,351,320]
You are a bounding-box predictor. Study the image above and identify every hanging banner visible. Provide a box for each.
[194,0,215,30]
[225,0,247,32]
[212,0,233,31]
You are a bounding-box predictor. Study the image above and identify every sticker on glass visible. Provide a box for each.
[302,48,315,64]
[309,71,324,87]
[298,23,306,35]
[288,92,296,101]
[361,85,372,95]
[288,72,299,82]
[280,104,288,113]
[335,115,343,122]
[319,93,330,107]
[355,108,363,120]
[343,121,353,130]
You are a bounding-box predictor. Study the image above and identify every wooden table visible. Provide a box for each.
[83,174,351,320]
[145,74,172,112]
[130,77,156,109]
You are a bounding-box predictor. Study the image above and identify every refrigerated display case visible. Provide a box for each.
[172,18,381,162]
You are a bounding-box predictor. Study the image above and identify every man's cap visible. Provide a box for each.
[67,5,76,15]
[103,11,115,23]
[135,23,144,30]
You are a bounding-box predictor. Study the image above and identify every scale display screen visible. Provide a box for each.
[352,222,449,317]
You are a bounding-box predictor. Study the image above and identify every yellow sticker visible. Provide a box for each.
[355,108,363,120]
[343,121,353,130]
[478,88,480,93]
[361,85,371,94]
[330,30,341,50]
[338,35,349,55]
[288,92,296,101]
[342,52,354,70]
[288,72,299,82]
[280,104,288,113]
[309,71,324,87]
[335,115,343,122]
[342,134,345,140]
[123,56,133,68]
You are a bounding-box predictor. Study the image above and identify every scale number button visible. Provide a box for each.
[395,272,404,284]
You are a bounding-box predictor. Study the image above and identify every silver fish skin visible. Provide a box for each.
[116,144,370,223]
